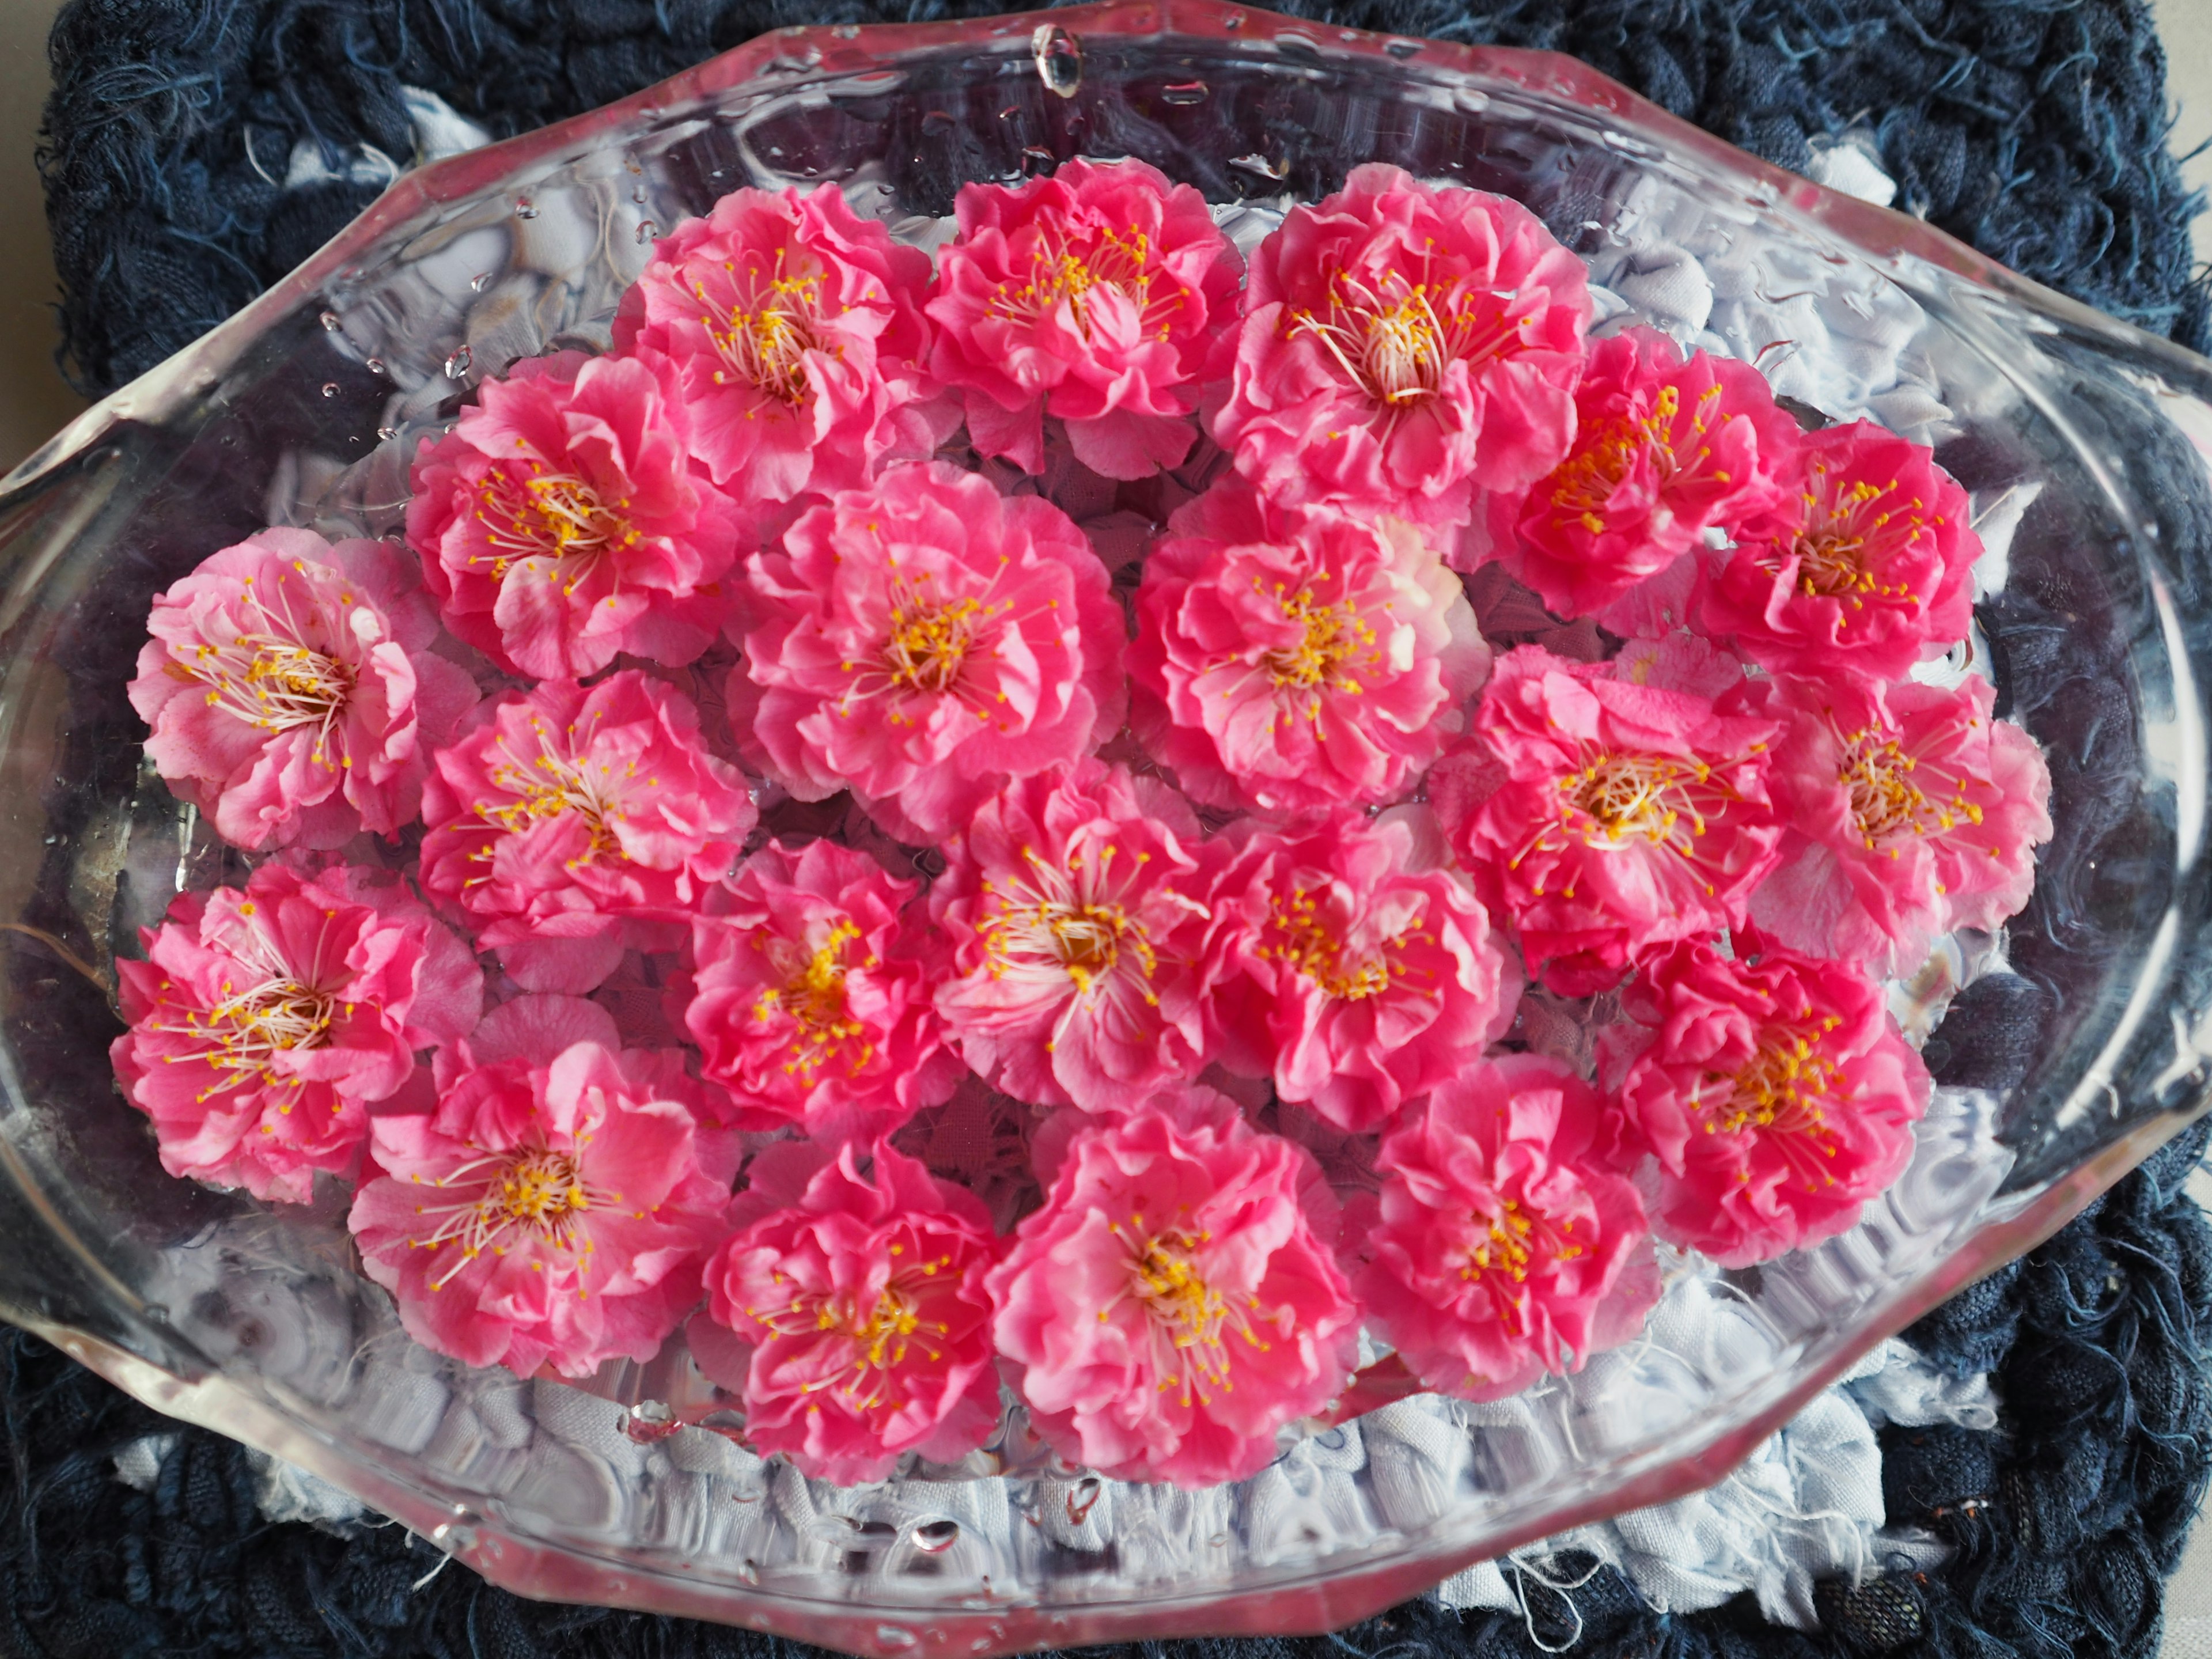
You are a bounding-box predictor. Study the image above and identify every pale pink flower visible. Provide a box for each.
[1444,645,1784,995]
[927,158,1243,480]
[1749,674,2053,974]
[612,183,947,505]
[683,839,963,1140]
[405,351,740,679]
[1695,420,1979,684]
[986,1100,1359,1486]
[931,760,1226,1112]
[349,1028,729,1378]
[1355,1053,1656,1399]
[130,528,477,851]
[1601,935,1930,1266]
[111,863,482,1204]
[1460,328,1800,617]
[1213,164,1590,525]
[419,672,756,995]
[732,461,1125,843]
[1130,479,1490,817]
[690,1140,1002,1483]
[1211,808,1518,1132]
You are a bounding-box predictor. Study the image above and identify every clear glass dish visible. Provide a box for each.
[3,1,2211,1650]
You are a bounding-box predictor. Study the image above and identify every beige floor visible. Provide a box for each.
[1,0,2211,1630]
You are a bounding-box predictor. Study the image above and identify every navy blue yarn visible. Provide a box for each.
[33,0,2212,397]
[19,0,2212,1653]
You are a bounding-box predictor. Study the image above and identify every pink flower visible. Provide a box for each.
[129,528,478,850]
[732,461,1125,843]
[349,1027,729,1379]
[1212,808,1518,1132]
[1212,164,1590,525]
[926,158,1243,480]
[986,1099,1359,1486]
[612,183,946,505]
[931,760,1227,1112]
[1445,645,1784,995]
[683,840,962,1139]
[1695,421,1980,684]
[1461,328,1800,617]
[1356,1053,1656,1399]
[405,351,740,679]
[1601,935,1929,1266]
[690,1141,1002,1483]
[1749,674,2053,974]
[419,672,756,995]
[111,863,482,1203]
[1130,479,1490,817]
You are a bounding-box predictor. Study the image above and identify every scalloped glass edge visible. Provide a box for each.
[0,5,2207,1654]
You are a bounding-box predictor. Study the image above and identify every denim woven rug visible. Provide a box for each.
[16,2,2212,1656]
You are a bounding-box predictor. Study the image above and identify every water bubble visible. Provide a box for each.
[831,22,858,37]
[1385,37,1421,58]
[444,344,473,378]
[376,426,400,441]
[911,1520,960,1554]
[636,219,658,244]
[319,310,341,331]
[1161,81,1208,105]
[1031,23,1082,99]
[320,382,339,397]
[365,356,386,376]
[1021,146,1057,176]
[1274,28,1321,54]
[470,271,493,293]
[874,1627,918,1652]
[514,198,539,220]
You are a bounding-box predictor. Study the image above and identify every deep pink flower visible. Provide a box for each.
[683,839,962,1139]
[987,1100,1359,1486]
[419,672,756,995]
[1695,421,1979,684]
[1444,645,1784,995]
[1356,1053,1656,1399]
[1130,479,1490,817]
[612,183,946,505]
[1213,164,1590,525]
[350,1031,729,1378]
[927,158,1244,480]
[931,760,1226,1112]
[130,529,478,850]
[1212,809,1518,1132]
[732,461,1125,843]
[690,1141,1001,1483]
[1749,675,2053,974]
[1601,935,1930,1266]
[1460,328,1800,617]
[405,351,740,679]
[111,863,482,1203]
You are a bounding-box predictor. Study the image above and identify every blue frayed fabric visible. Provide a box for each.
[20,0,2212,1654]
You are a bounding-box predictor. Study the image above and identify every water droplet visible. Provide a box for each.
[1600,130,1662,160]
[875,1626,918,1652]
[1207,1531,1229,1546]
[1275,28,1321,55]
[1230,153,1286,181]
[318,310,340,331]
[376,426,400,441]
[623,1413,683,1444]
[513,198,539,220]
[1161,81,1207,105]
[831,22,858,37]
[631,183,647,204]
[444,344,473,378]
[1021,146,1057,176]
[1453,87,1491,115]
[911,1520,960,1554]
[365,356,386,376]
[921,110,958,135]
[1385,37,1421,58]
[1224,10,1244,27]
[637,219,659,244]
[998,104,1021,121]
[1031,22,1082,99]
[320,382,339,397]
[470,271,493,292]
